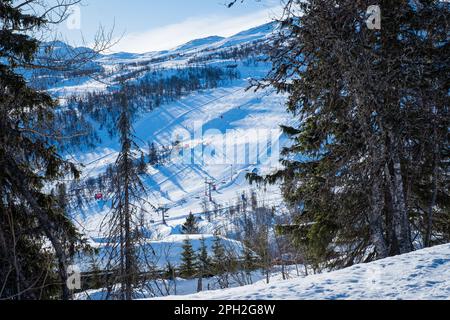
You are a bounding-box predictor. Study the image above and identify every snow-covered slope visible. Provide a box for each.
[45,22,288,270]
[156,244,450,300]
[76,80,288,239]
[173,36,225,52]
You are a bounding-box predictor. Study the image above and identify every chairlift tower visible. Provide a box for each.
[205,178,214,202]
[157,205,170,225]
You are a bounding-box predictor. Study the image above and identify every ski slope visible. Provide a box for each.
[155,244,450,300]
[76,79,288,239]
[51,23,292,268]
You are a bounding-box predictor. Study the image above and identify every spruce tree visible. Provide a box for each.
[103,86,146,300]
[196,237,211,292]
[211,236,226,275]
[179,238,197,279]
[211,235,232,288]
[182,212,200,234]
[138,152,147,174]
[198,237,211,276]
[250,0,449,268]
[0,0,85,300]
[243,246,257,280]
[148,142,159,166]
[165,263,176,281]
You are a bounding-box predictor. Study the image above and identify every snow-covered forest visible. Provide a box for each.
[0,0,448,302]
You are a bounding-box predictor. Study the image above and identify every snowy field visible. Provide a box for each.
[154,244,450,300]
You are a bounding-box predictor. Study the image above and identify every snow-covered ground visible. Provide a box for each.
[154,244,450,300]
[75,265,298,300]
[76,234,247,272]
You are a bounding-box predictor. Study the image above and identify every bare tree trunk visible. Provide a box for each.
[425,155,438,247]
[124,152,133,300]
[197,276,203,293]
[386,136,413,254]
[369,175,389,258]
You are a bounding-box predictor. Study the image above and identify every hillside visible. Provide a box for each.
[156,244,450,300]
[34,22,292,274]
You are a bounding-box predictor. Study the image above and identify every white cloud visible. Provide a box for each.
[110,5,282,53]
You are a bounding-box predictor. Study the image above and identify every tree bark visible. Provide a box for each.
[369,175,389,258]
[387,136,413,254]
[425,153,438,247]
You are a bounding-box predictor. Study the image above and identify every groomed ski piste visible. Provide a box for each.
[71,80,289,244]
[153,244,450,300]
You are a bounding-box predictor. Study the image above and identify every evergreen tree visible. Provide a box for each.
[148,142,159,166]
[179,238,197,279]
[250,0,449,269]
[165,263,176,281]
[181,212,200,234]
[103,86,146,300]
[211,235,226,275]
[212,235,234,288]
[0,0,86,300]
[250,190,258,211]
[138,152,147,174]
[196,237,211,292]
[88,253,104,290]
[56,183,69,211]
[198,237,211,276]
[243,245,257,279]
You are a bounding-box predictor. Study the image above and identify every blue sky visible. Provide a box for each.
[60,0,282,53]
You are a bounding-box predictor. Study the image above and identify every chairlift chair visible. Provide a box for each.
[95,193,103,201]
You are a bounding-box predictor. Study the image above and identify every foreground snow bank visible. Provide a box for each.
[156,244,450,300]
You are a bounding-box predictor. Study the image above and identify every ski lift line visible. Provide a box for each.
[55,151,118,184]
[161,196,285,223]
[134,195,158,212]
[73,193,284,241]
[163,173,223,209]
[57,85,254,183]
[145,164,221,208]
[128,202,155,218]
[71,153,111,186]
[163,166,269,211]
[46,203,100,243]
[59,81,265,177]
[163,201,284,225]
[142,178,284,221]
[82,152,117,167]
[152,87,246,138]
